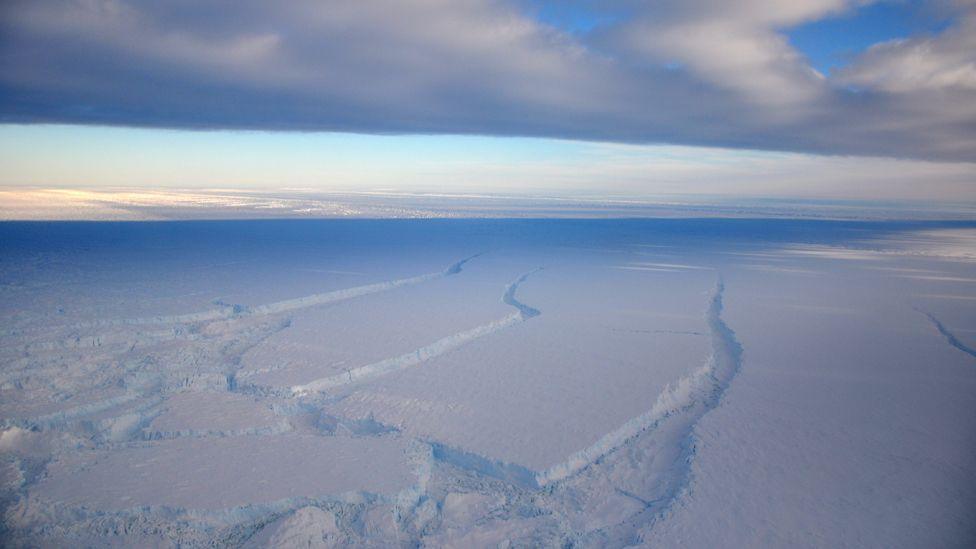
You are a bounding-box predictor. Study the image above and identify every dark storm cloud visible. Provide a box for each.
[1,0,975,161]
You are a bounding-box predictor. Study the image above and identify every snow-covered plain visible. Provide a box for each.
[1,219,975,547]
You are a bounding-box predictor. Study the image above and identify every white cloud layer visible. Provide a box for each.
[0,0,975,161]
[839,4,976,92]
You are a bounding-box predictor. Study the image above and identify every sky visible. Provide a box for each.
[0,0,974,208]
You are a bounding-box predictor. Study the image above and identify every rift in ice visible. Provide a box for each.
[2,219,975,547]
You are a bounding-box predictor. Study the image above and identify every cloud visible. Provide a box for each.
[595,0,854,106]
[838,3,976,92]
[1,0,974,161]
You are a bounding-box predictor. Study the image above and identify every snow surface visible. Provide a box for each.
[33,433,415,510]
[1,218,975,547]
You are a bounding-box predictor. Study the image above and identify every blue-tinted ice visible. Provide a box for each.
[1,219,974,547]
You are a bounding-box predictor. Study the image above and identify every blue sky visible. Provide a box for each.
[787,1,951,74]
[3,124,973,203]
[529,1,623,34]
[0,0,974,204]
[529,1,952,74]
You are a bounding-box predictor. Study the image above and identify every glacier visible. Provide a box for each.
[1,218,975,547]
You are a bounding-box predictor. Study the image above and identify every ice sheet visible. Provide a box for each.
[32,433,414,510]
[2,219,974,547]
[328,264,715,473]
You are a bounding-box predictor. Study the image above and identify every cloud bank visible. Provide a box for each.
[1,0,975,161]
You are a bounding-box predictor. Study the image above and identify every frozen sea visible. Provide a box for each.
[1,218,975,547]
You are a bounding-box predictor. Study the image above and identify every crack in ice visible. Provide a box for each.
[537,280,743,488]
[291,268,542,396]
[917,308,976,361]
[60,253,485,330]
